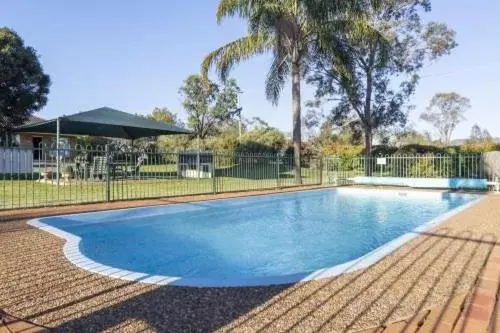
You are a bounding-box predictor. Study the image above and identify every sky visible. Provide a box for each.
[2,0,500,140]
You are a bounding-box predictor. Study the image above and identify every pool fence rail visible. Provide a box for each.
[0,145,499,210]
[0,145,322,210]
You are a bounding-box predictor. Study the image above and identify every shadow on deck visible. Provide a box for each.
[0,224,498,332]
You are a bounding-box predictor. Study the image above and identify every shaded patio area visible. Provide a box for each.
[1,188,500,332]
[13,106,192,184]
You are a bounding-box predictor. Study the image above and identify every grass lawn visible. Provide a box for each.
[0,169,321,210]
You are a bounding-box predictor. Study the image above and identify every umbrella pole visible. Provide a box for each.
[56,117,60,185]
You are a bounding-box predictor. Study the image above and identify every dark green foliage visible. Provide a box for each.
[307,0,457,154]
[236,127,286,154]
[420,92,470,144]
[180,75,241,140]
[0,27,50,143]
[393,144,454,156]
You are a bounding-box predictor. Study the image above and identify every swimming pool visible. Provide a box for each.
[29,188,482,287]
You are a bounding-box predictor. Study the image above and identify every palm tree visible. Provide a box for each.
[202,0,363,184]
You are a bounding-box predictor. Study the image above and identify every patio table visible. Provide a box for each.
[109,161,133,179]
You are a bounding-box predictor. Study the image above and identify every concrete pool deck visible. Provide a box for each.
[1,186,500,332]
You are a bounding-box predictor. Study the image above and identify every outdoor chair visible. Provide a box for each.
[90,156,128,180]
[135,154,147,175]
[90,156,108,180]
[75,154,90,180]
[127,153,147,179]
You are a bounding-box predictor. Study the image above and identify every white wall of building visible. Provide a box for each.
[0,148,33,173]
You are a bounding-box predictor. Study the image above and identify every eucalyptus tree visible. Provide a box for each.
[420,92,470,145]
[179,74,241,141]
[149,107,184,127]
[468,124,492,144]
[307,0,457,154]
[201,0,366,183]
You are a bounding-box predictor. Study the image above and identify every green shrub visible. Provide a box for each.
[321,143,364,158]
[394,144,454,156]
[237,127,287,154]
[370,145,398,156]
[460,142,500,153]
[408,156,452,178]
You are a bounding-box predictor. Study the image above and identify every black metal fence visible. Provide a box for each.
[1,146,498,211]
[0,146,322,210]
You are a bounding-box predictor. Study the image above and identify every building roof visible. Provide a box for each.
[23,115,45,126]
[0,114,45,128]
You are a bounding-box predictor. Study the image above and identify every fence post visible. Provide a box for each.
[276,154,281,189]
[458,154,462,178]
[481,153,486,179]
[319,156,323,185]
[212,153,217,194]
[105,145,111,202]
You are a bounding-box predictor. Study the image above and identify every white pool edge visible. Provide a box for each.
[27,189,486,287]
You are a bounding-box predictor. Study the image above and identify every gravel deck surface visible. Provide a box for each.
[0,188,499,332]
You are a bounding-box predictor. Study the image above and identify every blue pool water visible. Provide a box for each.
[35,188,479,285]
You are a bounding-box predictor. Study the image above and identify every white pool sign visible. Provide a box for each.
[376,157,387,165]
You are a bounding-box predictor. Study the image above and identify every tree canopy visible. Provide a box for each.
[238,119,286,153]
[307,0,457,154]
[146,107,191,151]
[179,75,241,140]
[201,0,373,183]
[468,123,491,144]
[149,107,184,127]
[420,92,470,145]
[0,27,50,143]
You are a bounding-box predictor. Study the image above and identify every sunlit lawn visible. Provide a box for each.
[0,168,321,210]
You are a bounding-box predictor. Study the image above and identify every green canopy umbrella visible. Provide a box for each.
[14,107,192,183]
[15,107,192,139]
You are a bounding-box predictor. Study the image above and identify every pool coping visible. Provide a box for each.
[27,188,486,287]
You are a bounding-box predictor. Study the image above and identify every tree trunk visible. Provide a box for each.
[364,129,372,155]
[292,60,302,185]
[364,64,374,176]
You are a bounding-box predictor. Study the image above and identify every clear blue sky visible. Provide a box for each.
[2,0,500,139]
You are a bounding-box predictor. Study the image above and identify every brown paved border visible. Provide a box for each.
[1,187,499,332]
